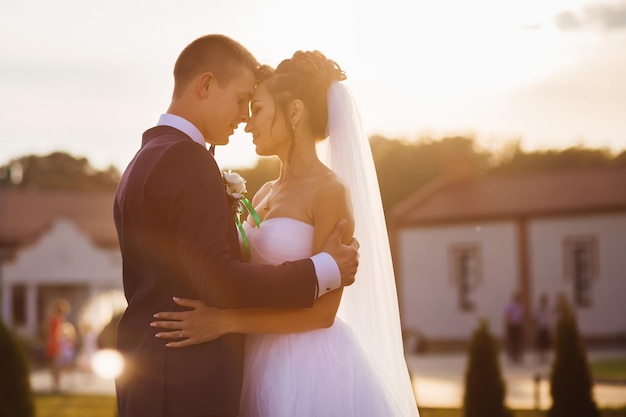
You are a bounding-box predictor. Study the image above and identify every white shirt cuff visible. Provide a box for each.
[311,252,341,297]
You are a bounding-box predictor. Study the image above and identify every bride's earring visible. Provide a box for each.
[289,100,302,139]
[291,124,297,143]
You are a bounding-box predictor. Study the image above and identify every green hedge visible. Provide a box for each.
[462,319,512,417]
[548,297,600,417]
[0,319,35,417]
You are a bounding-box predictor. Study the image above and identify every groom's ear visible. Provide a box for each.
[197,72,216,98]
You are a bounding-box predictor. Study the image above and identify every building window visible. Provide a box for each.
[11,284,26,326]
[450,244,482,312]
[563,236,598,308]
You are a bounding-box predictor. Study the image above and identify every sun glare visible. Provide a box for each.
[3,0,621,174]
[77,290,127,334]
[91,349,125,379]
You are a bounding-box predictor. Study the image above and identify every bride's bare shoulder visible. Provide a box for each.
[310,172,354,242]
[318,171,349,196]
[312,172,351,213]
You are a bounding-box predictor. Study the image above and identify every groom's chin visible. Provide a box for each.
[220,134,233,145]
[212,137,229,146]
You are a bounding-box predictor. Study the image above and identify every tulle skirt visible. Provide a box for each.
[240,318,403,417]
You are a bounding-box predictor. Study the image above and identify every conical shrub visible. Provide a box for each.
[0,319,35,417]
[463,319,512,417]
[548,296,600,417]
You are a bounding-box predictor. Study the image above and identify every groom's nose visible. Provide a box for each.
[239,103,250,123]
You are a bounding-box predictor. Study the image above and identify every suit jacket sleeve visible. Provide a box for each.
[148,139,318,309]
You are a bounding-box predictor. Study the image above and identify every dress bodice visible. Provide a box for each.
[240,217,406,417]
[243,217,314,266]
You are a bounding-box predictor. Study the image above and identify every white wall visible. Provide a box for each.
[1,217,122,336]
[529,213,626,337]
[2,217,121,286]
[398,221,518,341]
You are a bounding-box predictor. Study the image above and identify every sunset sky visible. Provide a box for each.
[1,0,625,170]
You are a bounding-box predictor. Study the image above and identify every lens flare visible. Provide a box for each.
[91,349,124,379]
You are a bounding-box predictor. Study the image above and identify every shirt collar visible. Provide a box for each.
[157,114,206,149]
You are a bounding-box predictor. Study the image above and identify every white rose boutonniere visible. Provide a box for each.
[222,170,261,261]
[223,170,247,199]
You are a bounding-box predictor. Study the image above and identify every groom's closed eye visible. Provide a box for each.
[251,104,262,116]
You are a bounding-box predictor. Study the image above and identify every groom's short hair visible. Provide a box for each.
[173,34,259,97]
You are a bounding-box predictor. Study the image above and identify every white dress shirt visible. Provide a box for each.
[156,113,341,297]
[157,113,205,148]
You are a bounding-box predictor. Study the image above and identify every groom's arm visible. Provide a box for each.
[153,141,339,309]
[250,183,342,298]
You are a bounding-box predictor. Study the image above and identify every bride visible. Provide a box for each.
[152,50,420,417]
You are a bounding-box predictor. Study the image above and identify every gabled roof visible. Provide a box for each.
[391,167,626,226]
[0,189,118,251]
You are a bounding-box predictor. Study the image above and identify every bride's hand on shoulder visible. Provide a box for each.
[150,297,231,348]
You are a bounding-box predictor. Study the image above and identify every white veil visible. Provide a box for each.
[318,82,420,417]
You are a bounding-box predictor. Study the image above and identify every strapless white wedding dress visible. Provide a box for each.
[239,218,404,417]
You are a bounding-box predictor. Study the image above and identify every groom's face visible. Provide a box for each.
[201,67,256,146]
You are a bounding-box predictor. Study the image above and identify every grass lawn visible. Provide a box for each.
[418,407,626,417]
[33,395,626,417]
[32,356,626,416]
[591,358,626,382]
[35,394,116,417]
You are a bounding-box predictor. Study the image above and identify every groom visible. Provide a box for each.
[113,34,359,417]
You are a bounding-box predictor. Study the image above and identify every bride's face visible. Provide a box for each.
[245,83,291,157]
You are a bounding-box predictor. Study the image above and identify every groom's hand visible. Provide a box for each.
[323,219,359,287]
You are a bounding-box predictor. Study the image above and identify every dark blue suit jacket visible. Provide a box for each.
[113,126,318,417]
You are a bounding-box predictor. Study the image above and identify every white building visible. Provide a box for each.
[389,167,626,350]
[0,190,124,341]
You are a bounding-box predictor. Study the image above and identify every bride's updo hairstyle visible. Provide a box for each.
[264,50,346,140]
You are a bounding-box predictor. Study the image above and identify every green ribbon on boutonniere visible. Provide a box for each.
[223,170,261,261]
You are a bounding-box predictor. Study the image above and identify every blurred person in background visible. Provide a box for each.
[45,298,75,392]
[533,292,553,365]
[504,291,525,365]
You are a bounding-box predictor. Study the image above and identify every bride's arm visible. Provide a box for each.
[151,178,355,347]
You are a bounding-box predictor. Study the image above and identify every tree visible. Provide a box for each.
[223,157,280,199]
[97,311,123,349]
[2,139,625,198]
[0,151,120,191]
[548,295,600,417]
[488,144,624,176]
[372,135,491,212]
[463,319,512,417]
[0,319,35,417]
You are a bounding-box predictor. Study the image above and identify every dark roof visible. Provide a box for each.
[0,189,118,250]
[391,167,626,226]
